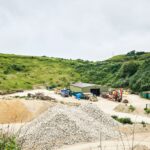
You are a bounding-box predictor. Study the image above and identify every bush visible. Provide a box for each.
[126,50,136,56]
[129,60,150,92]
[118,117,133,124]
[112,78,129,88]
[128,105,136,112]
[0,134,20,150]
[126,50,145,56]
[4,64,27,74]
[141,121,146,127]
[136,51,145,55]
[111,115,118,120]
[144,108,150,114]
[112,116,133,124]
[119,61,139,77]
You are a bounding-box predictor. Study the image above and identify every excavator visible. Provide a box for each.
[102,88,123,102]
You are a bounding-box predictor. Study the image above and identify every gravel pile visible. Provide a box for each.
[19,103,120,150]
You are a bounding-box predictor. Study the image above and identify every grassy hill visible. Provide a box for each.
[0,51,150,94]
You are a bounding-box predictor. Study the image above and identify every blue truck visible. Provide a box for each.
[60,89,70,97]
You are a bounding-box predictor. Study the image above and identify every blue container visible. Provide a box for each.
[141,92,150,100]
[148,93,150,99]
[75,93,82,100]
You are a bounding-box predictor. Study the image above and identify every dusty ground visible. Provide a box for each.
[0,99,53,123]
[58,131,150,150]
[118,123,150,134]
[0,89,80,103]
[56,94,150,150]
[95,95,150,124]
[114,103,150,118]
[114,94,150,117]
[125,94,150,108]
[1,89,150,123]
[0,90,150,150]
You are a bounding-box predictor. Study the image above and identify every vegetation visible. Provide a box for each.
[128,105,136,112]
[111,115,133,124]
[0,51,149,94]
[141,121,146,127]
[144,108,150,114]
[0,134,20,150]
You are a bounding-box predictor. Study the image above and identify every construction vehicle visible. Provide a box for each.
[60,89,70,97]
[101,88,123,102]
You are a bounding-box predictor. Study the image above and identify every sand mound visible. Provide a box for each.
[19,103,120,150]
[114,104,144,116]
[0,99,52,124]
[0,100,32,124]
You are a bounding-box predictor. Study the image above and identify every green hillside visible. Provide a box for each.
[0,51,150,94]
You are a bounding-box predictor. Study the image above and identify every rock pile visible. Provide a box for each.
[19,103,120,150]
[27,92,56,101]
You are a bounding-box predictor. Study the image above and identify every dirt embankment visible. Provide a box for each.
[0,99,53,124]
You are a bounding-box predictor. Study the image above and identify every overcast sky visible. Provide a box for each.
[0,0,150,60]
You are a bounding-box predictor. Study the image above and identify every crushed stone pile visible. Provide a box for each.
[19,103,120,150]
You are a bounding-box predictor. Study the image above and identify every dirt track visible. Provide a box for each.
[59,132,150,150]
[95,95,150,124]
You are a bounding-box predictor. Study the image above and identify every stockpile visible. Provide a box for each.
[19,103,120,150]
[0,99,54,124]
[27,92,56,101]
[0,100,32,124]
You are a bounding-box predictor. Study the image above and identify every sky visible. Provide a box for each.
[0,0,150,61]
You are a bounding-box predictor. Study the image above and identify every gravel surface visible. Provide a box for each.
[19,103,120,150]
[96,97,150,124]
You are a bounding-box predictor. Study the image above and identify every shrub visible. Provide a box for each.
[0,134,20,150]
[118,117,133,124]
[126,50,145,56]
[112,78,129,88]
[119,61,139,77]
[136,51,145,55]
[129,60,150,92]
[126,50,136,56]
[144,108,150,114]
[128,105,136,112]
[141,121,146,127]
[111,115,118,120]
[4,64,27,74]
[112,116,133,124]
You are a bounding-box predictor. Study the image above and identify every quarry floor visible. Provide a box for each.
[1,89,150,123]
[58,132,150,150]
[0,89,150,150]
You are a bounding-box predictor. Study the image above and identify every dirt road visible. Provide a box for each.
[59,132,150,150]
[95,96,150,124]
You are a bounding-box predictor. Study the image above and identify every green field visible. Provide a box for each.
[0,51,150,94]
